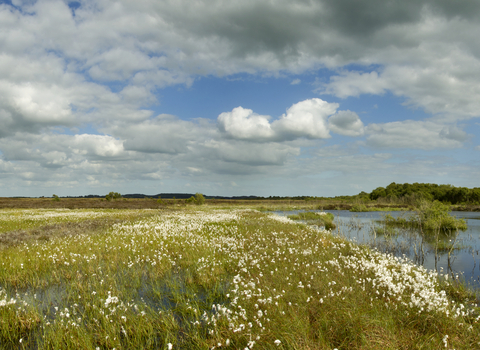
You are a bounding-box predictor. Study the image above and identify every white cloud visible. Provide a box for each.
[328,110,364,136]
[366,120,469,150]
[0,0,479,195]
[321,71,388,98]
[120,117,194,154]
[87,48,158,81]
[273,99,336,140]
[72,134,125,158]
[218,107,274,140]
[439,125,469,142]
[202,139,300,166]
[218,98,342,141]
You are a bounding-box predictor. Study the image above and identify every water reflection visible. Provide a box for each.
[274,210,480,291]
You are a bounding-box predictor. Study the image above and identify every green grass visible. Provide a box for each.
[350,204,408,212]
[0,208,479,349]
[287,211,336,230]
[380,201,468,233]
[0,208,153,234]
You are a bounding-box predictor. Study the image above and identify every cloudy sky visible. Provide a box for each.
[1,0,479,197]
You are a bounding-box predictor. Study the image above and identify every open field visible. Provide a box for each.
[1,207,480,349]
[1,197,479,213]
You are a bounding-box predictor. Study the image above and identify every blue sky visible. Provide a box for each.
[0,0,479,197]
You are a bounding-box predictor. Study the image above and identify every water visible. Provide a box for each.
[274,210,480,291]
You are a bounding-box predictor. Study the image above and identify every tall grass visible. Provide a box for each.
[287,211,336,230]
[382,200,467,233]
[0,208,479,349]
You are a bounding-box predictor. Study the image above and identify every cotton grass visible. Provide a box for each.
[0,208,479,349]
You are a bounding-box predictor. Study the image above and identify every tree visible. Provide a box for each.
[52,194,60,201]
[195,193,205,205]
[370,187,386,201]
[186,193,206,205]
[106,192,122,201]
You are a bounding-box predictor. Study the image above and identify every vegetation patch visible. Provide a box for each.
[383,201,467,233]
[350,204,408,212]
[0,209,479,349]
[287,211,336,230]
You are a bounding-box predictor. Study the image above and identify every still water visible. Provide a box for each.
[275,210,480,290]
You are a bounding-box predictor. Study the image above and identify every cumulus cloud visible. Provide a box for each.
[202,139,299,166]
[0,0,479,195]
[119,115,201,154]
[328,110,364,136]
[218,98,346,141]
[321,61,480,120]
[274,99,336,140]
[218,107,274,140]
[0,133,128,164]
[72,134,125,158]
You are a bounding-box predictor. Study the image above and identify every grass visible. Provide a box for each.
[381,200,468,233]
[287,211,336,230]
[349,204,409,212]
[0,208,153,233]
[0,208,479,349]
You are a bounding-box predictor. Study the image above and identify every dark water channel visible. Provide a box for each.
[274,210,480,291]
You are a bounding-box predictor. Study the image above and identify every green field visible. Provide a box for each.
[0,208,479,349]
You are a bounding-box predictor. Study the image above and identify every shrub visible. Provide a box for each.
[186,193,206,205]
[350,204,367,212]
[383,200,467,233]
[106,192,122,201]
[195,193,205,205]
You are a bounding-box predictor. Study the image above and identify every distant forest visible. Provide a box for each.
[265,183,480,205]
[58,183,479,205]
[366,183,480,205]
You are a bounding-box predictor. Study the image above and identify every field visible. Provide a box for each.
[1,206,480,349]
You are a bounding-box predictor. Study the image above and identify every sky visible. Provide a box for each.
[0,0,479,197]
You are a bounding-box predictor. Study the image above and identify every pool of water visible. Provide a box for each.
[274,210,480,290]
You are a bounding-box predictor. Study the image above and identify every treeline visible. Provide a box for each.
[369,182,480,205]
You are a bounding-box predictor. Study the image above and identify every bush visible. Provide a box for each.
[195,193,205,205]
[417,200,467,231]
[186,193,206,205]
[106,192,122,201]
[350,204,367,212]
[186,196,196,204]
[383,200,467,232]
